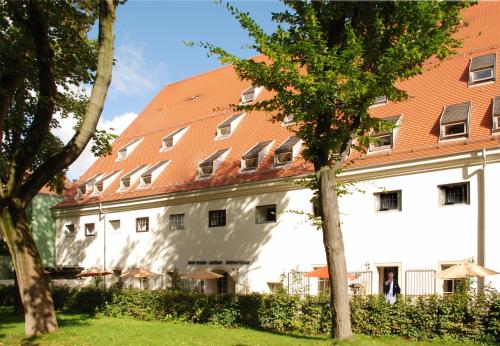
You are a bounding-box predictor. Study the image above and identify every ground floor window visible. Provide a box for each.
[217,272,229,294]
[318,278,330,295]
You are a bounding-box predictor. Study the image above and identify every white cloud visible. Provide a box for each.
[111,42,167,96]
[52,112,138,180]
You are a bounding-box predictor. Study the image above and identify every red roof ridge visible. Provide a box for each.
[163,63,234,89]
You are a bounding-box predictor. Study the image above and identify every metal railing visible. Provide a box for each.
[405,269,436,295]
[349,271,373,295]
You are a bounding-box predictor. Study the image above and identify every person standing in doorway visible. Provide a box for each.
[383,271,400,305]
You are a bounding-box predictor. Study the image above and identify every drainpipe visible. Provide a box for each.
[99,203,107,288]
[478,149,486,293]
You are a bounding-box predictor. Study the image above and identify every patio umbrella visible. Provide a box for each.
[76,267,113,278]
[304,266,358,280]
[435,262,500,279]
[120,267,159,279]
[181,269,223,280]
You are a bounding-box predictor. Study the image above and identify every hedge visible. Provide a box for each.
[1,284,498,343]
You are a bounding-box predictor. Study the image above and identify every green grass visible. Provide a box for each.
[0,307,483,346]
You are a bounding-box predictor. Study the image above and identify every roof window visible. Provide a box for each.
[116,137,142,161]
[369,115,402,152]
[93,170,120,195]
[199,149,230,178]
[469,53,496,86]
[119,164,148,191]
[370,95,388,107]
[241,140,273,171]
[216,113,244,139]
[139,160,169,187]
[492,96,500,133]
[274,136,301,166]
[439,102,470,140]
[282,114,295,126]
[161,128,188,151]
[240,86,262,104]
[76,174,102,199]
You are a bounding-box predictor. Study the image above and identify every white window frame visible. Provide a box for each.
[240,86,262,105]
[439,182,470,206]
[369,95,388,108]
[369,133,393,152]
[375,190,402,212]
[442,122,467,138]
[470,68,494,84]
[136,217,149,233]
[84,223,96,237]
[282,114,295,126]
[109,220,120,233]
[116,138,143,161]
[64,224,76,237]
[161,128,188,152]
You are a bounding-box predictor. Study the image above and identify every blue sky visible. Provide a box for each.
[61,1,287,179]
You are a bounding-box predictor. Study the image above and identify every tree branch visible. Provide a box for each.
[19,0,116,204]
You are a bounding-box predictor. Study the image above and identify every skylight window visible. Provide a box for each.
[241,140,273,171]
[492,96,500,133]
[199,149,230,178]
[240,86,262,104]
[439,102,470,140]
[216,113,244,139]
[469,53,496,86]
[274,137,301,166]
[116,138,142,161]
[369,115,402,152]
[161,128,187,151]
[139,160,169,187]
[119,164,147,191]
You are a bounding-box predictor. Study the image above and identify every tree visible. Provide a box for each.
[201,0,471,339]
[0,0,117,336]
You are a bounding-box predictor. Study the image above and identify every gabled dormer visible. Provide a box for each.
[139,160,169,187]
[240,85,262,104]
[119,164,148,191]
[216,113,244,139]
[93,170,121,195]
[492,96,500,134]
[241,140,273,171]
[469,53,496,86]
[274,136,301,166]
[439,102,471,140]
[198,149,230,178]
[116,137,143,161]
[368,114,402,152]
[161,128,188,151]
[76,174,102,199]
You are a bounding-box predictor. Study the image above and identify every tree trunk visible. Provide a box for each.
[0,204,57,336]
[318,166,352,340]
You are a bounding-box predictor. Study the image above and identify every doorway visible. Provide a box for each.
[377,265,400,294]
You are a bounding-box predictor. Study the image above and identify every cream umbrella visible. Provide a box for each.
[120,267,159,279]
[435,262,500,279]
[181,269,223,280]
[76,267,112,278]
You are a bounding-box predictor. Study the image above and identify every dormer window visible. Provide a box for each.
[139,160,169,187]
[161,128,187,151]
[76,174,102,198]
[116,137,142,161]
[282,114,295,125]
[469,53,496,86]
[95,181,103,193]
[440,102,470,140]
[492,96,500,133]
[119,164,147,191]
[241,86,261,104]
[274,136,301,166]
[77,185,86,196]
[369,115,401,152]
[216,113,244,139]
[241,140,273,171]
[370,95,388,107]
[93,170,120,195]
[199,149,230,178]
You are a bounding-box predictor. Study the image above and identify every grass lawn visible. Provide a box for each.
[0,307,484,346]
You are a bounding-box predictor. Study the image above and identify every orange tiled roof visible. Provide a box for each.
[57,2,500,208]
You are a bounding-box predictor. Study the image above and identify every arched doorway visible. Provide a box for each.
[207,269,235,294]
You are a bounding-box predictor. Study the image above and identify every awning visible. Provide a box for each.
[181,269,223,280]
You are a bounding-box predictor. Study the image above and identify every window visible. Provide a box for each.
[139,160,169,187]
[199,149,229,178]
[77,185,86,198]
[109,220,120,232]
[121,177,131,189]
[95,181,103,193]
[141,173,152,186]
[469,53,496,86]
[119,164,148,191]
[209,210,226,227]
[370,95,387,107]
[492,96,500,133]
[318,278,330,295]
[241,140,273,171]
[370,134,392,151]
[216,113,244,139]
[255,204,277,224]
[136,217,149,232]
[274,136,301,166]
[217,272,229,294]
[161,128,187,151]
[439,183,469,206]
[64,224,76,236]
[283,114,295,125]
[241,86,260,104]
[441,264,465,294]
[116,138,142,161]
[376,191,402,211]
[169,214,185,230]
[117,148,127,161]
[84,223,96,236]
[440,102,470,140]
[369,115,401,152]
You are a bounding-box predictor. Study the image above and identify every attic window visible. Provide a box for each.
[440,102,470,140]
[93,171,120,195]
[78,185,86,196]
[139,160,169,187]
[370,95,388,107]
[217,113,244,139]
[369,115,401,152]
[274,136,301,166]
[95,181,103,193]
[161,128,187,151]
[241,140,273,171]
[241,86,261,104]
[469,53,496,86]
[119,164,147,191]
[283,114,295,125]
[492,96,500,133]
[116,138,142,161]
[199,149,229,177]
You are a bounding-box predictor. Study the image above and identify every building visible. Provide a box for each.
[54,3,500,295]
